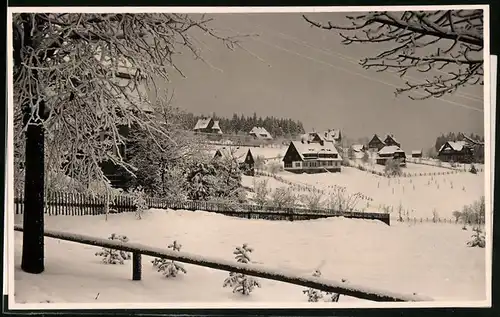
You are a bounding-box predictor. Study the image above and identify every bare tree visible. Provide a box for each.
[303,10,483,99]
[12,13,237,274]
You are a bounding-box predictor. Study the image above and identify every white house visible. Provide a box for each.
[282,140,342,173]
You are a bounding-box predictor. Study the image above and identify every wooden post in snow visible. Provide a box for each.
[132,252,142,281]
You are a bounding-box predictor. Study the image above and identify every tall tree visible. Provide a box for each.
[303,10,483,99]
[13,13,236,274]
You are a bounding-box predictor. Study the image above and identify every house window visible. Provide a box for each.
[328,161,333,166]
[294,162,301,168]
[284,162,292,168]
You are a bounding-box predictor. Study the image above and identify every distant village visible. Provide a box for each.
[193,117,486,177]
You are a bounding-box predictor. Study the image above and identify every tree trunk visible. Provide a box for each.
[20,14,46,274]
[21,103,46,274]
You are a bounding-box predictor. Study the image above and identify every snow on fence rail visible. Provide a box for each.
[13,190,391,225]
[13,225,432,302]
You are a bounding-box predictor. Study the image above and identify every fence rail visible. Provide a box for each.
[13,190,391,225]
[13,225,432,302]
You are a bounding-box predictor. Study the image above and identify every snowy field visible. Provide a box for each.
[352,160,464,176]
[13,210,486,305]
[260,167,484,220]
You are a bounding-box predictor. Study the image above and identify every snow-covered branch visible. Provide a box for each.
[303,10,484,99]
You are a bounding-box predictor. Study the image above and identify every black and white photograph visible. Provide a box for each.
[6,5,493,309]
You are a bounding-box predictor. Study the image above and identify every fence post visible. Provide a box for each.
[132,252,142,281]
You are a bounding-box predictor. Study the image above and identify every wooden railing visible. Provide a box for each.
[13,225,432,303]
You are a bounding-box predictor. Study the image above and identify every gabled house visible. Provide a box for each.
[282,140,342,173]
[301,131,325,144]
[437,141,473,163]
[384,134,401,148]
[376,145,406,166]
[351,144,367,159]
[193,118,223,134]
[368,134,386,151]
[411,150,423,158]
[249,126,273,140]
[351,144,366,153]
[213,147,255,176]
[323,129,342,144]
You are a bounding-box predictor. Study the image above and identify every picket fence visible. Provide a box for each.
[13,190,391,225]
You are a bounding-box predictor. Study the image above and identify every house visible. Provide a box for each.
[193,118,223,134]
[351,144,366,153]
[301,131,325,144]
[323,129,342,144]
[301,129,342,145]
[249,126,273,140]
[411,150,423,158]
[384,134,401,148]
[368,134,386,151]
[351,144,366,159]
[282,140,342,173]
[213,146,255,176]
[376,145,406,166]
[437,141,473,163]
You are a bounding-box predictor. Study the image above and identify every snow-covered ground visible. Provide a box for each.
[254,166,484,220]
[13,210,486,305]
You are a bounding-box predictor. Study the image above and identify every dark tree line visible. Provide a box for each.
[179,111,306,137]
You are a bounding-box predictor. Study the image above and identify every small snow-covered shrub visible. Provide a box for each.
[458,196,485,227]
[301,191,324,210]
[267,162,282,174]
[467,227,486,248]
[95,234,131,264]
[384,158,402,177]
[151,240,187,278]
[130,186,148,219]
[326,187,362,212]
[270,187,297,209]
[254,155,266,170]
[223,244,261,295]
[253,179,270,208]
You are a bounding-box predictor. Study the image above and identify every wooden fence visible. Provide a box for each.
[13,225,432,302]
[14,190,391,225]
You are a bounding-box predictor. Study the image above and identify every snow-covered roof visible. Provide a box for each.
[351,144,365,152]
[439,141,467,152]
[193,118,212,130]
[249,126,272,139]
[214,146,251,163]
[369,134,386,144]
[291,141,341,160]
[301,132,326,143]
[462,134,484,146]
[384,134,400,144]
[323,129,341,141]
[378,145,405,155]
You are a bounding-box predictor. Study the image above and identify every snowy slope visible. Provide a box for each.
[13,210,486,305]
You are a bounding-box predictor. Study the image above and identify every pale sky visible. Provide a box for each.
[162,12,485,151]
